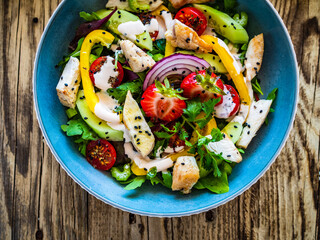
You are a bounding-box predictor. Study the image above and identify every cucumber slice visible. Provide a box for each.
[176,50,227,73]
[222,122,243,144]
[95,9,153,50]
[76,90,123,141]
[194,4,249,44]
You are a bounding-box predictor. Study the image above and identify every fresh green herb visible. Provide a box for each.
[124,176,147,190]
[79,11,100,21]
[267,88,278,101]
[265,88,278,125]
[252,77,264,95]
[147,39,166,61]
[154,131,174,139]
[107,80,143,104]
[61,117,98,156]
[183,100,202,122]
[238,148,245,154]
[196,98,221,129]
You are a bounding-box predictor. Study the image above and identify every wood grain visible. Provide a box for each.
[0,0,319,239]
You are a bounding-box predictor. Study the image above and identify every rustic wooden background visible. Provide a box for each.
[0,0,319,239]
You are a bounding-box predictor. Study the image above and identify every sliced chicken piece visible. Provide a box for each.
[168,0,210,9]
[237,100,272,148]
[172,156,200,194]
[123,91,155,157]
[56,57,81,108]
[206,135,242,163]
[106,0,163,11]
[165,20,212,53]
[245,34,264,81]
[120,40,155,73]
[230,103,250,125]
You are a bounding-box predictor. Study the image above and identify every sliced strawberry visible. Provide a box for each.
[180,69,224,105]
[141,80,186,122]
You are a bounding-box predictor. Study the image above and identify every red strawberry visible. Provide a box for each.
[141,80,186,122]
[180,69,225,105]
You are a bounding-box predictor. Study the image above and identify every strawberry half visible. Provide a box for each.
[180,69,225,105]
[141,79,187,122]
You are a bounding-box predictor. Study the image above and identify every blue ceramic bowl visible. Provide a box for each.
[33,0,298,217]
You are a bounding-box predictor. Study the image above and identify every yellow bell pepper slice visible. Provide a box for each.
[201,35,251,106]
[165,41,176,57]
[131,162,148,176]
[151,5,169,15]
[80,30,115,113]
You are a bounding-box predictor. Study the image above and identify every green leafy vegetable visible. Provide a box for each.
[61,117,98,156]
[252,77,264,95]
[183,100,202,122]
[79,11,100,21]
[162,171,173,188]
[56,37,84,68]
[198,168,229,194]
[107,80,143,104]
[196,98,221,129]
[147,39,166,61]
[124,176,147,190]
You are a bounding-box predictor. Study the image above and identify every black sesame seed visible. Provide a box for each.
[260,110,263,113]
[89,39,92,43]
[182,71,186,74]
[134,135,137,138]
[181,162,185,165]
[64,83,68,87]
[212,41,215,44]
[227,155,231,157]
[196,46,200,51]
[137,138,140,141]
[99,122,102,125]
[202,90,205,94]
[137,142,141,145]
[71,88,74,91]
[254,67,258,70]
[161,97,164,100]
[102,32,106,34]
[118,15,121,18]
[118,10,121,14]
[143,37,147,40]
[84,117,88,120]
[105,131,109,134]
[230,134,233,137]
[136,39,140,43]
[139,131,142,133]
[138,126,141,129]
[75,80,78,83]
[256,62,260,65]
[234,125,238,128]
[134,126,138,129]
[231,22,234,25]
[209,16,212,19]
[223,25,227,28]
[186,38,191,43]
[247,131,250,135]
[144,168,147,171]
[61,76,63,80]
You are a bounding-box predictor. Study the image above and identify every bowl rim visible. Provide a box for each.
[33,0,299,217]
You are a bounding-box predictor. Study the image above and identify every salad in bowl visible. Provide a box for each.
[56,0,277,194]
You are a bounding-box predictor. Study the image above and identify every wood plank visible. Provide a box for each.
[87,195,149,240]
[0,0,19,238]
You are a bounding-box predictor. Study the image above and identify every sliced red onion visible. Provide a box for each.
[143,54,210,90]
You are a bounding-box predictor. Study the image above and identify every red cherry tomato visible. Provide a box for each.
[86,139,116,170]
[175,7,208,35]
[89,56,124,88]
[225,84,240,117]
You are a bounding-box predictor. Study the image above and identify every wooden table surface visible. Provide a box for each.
[1,0,319,239]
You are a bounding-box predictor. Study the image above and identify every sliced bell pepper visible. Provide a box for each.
[80,30,115,113]
[131,162,148,176]
[201,35,251,106]
[151,5,169,16]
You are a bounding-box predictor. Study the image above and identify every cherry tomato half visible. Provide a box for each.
[89,56,124,88]
[175,7,207,36]
[225,84,240,117]
[86,139,116,170]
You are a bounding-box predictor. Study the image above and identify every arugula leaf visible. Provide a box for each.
[199,169,229,194]
[107,80,142,104]
[183,100,202,122]
[162,171,173,188]
[79,11,100,22]
[151,139,168,158]
[252,77,264,95]
[124,176,146,190]
[267,88,278,101]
